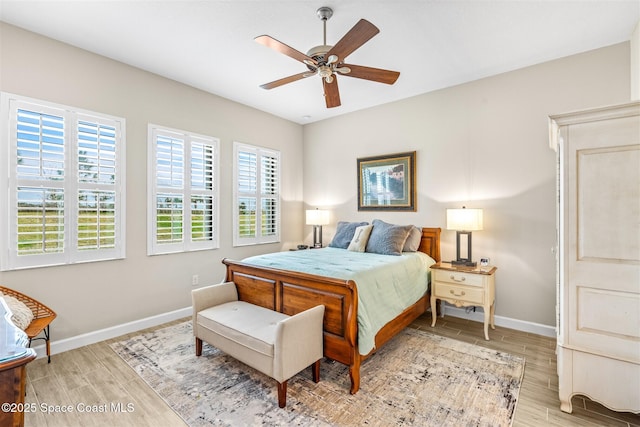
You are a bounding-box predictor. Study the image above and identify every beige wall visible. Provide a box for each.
[632,20,639,100]
[0,21,632,338]
[303,43,631,326]
[0,23,304,340]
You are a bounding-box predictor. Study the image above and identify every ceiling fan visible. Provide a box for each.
[255,6,400,108]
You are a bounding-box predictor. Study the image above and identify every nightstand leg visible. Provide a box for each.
[483,308,490,340]
[430,295,438,327]
[490,302,496,330]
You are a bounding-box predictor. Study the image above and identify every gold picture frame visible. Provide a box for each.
[357,151,416,211]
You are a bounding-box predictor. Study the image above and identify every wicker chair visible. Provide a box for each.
[0,286,57,363]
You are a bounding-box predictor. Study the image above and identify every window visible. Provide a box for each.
[233,142,280,246]
[147,125,219,255]
[0,92,125,271]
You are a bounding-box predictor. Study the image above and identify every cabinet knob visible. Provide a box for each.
[450,275,465,282]
[450,289,466,297]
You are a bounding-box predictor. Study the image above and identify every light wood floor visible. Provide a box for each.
[24,314,640,426]
[410,314,640,427]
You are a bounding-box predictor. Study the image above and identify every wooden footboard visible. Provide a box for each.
[223,227,441,394]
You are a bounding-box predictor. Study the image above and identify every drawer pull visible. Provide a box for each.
[450,275,466,282]
[450,289,466,297]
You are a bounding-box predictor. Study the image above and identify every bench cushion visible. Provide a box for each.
[197,301,289,357]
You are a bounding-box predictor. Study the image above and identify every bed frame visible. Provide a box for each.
[223,227,441,394]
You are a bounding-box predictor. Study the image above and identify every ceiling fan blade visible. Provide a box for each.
[255,35,316,65]
[260,72,313,90]
[323,77,341,108]
[326,19,379,61]
[339,64,400,85]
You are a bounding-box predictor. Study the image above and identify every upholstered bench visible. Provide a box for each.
[192,282,324,408]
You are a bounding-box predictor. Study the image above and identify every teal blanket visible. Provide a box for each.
[242,248,435,355]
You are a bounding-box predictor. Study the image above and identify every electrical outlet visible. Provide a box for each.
[192,275,199,286]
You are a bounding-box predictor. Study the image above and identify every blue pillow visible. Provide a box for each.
[329,221,369,248]
[366,219,413,256]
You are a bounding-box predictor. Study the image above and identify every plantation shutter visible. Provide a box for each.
[155,134,185,246]
[261,154,278,237]
[76,117,118,252]
[148,125,219,255]
[190,140,215,243]
[1,93,125,271]
[15,108,66,257]
[237,150,258,238]
[233,142,280,246]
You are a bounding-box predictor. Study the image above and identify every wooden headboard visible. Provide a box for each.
[418,227,441,263]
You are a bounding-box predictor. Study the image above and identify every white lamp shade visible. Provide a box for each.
[306,209,330,226]
[446,208,483,231]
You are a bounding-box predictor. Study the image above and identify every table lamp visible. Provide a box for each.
[446,207,483,267]
[306,209,330,248]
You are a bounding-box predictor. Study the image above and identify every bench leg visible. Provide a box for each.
[277,380,287,408]
[311,359,321,383]
[195,338,203,356]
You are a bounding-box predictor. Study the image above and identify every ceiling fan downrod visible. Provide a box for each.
[317,6,332,45]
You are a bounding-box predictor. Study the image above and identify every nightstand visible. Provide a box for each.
[430,262,497,340]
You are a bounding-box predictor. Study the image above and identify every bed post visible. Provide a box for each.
[349,356,361,394]
[345,281,360,394]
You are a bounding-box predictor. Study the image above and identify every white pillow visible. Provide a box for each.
[347,224,373,252]
[0,294,34,331]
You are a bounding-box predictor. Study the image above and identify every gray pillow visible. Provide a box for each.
[366,219,413,256]
[403,226,422,252]
[329,221,369,248]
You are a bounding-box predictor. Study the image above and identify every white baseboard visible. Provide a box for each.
[30,306,192,360]
[31,304,556,360]
[442,305,557,338]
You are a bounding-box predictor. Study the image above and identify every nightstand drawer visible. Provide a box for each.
[433,270,484,287]
[434,283,484,304]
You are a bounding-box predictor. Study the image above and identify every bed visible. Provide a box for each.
[223,226,441,394]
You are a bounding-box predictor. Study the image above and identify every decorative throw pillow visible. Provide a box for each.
[402,226,422,252]
[347,224,374,252]
[365,219,413,256]
[0,294,34,331]
[329,221,369,249]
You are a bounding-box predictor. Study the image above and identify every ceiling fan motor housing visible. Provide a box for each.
[306,45,333,66]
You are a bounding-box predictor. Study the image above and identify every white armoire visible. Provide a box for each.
[549,101,640,414]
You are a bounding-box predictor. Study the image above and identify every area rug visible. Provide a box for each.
[110,321,524,426]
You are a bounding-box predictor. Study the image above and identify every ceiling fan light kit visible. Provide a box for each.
[255,6,400,108]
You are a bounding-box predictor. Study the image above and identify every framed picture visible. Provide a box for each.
[357,151,416,211]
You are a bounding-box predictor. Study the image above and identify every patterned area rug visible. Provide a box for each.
[110,322,524,426]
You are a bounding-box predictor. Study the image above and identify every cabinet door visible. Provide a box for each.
[563,113,640,362]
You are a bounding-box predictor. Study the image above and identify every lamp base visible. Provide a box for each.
[451,260,477,267]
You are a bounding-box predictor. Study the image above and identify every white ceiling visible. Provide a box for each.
[1,1,638,124]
